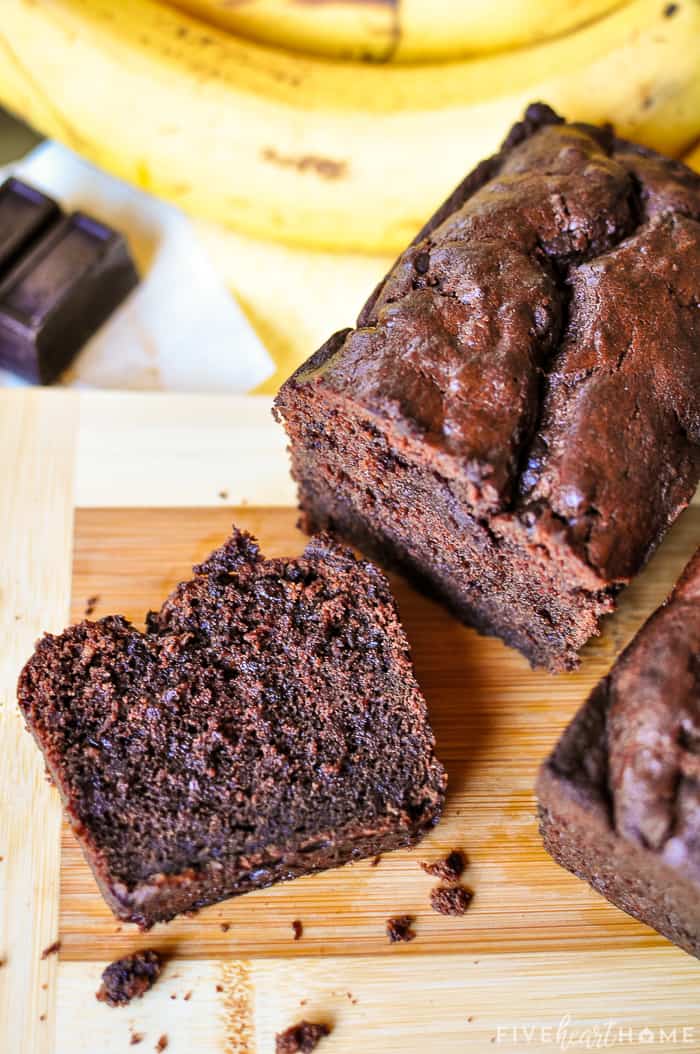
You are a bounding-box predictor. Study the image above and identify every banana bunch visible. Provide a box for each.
[0,0,699,255]
[167,0,627,62]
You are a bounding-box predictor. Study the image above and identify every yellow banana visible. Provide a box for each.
[195,219,391,391]
[0,0,698,254]
[685,141,700,172]
[167,0,396,62]
[393,0,629,60]
[167,0,627,62]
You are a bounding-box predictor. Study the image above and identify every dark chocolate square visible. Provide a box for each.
[0,211,138,383]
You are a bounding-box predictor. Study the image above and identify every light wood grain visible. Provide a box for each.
[0,390,76,1054]
[58,504,700,963]
[57,949,700,1054]
[248,949,700,1053]
[75,392,294,508]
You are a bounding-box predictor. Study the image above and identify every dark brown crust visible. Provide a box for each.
[358,103,566,328]
[275,104,700,671]
[537,548,700,957]
[18,530,445,928]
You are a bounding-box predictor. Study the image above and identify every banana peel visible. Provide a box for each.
[0,0,699,253]
[167,0,627,63]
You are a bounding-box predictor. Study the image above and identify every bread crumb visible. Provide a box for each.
[386,915,416,943]
[430,885,473,916]
[96,951,162,1008]
[275,1021,330,1053]
[420,849,467,882]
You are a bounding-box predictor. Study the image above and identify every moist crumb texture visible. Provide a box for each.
[18,530,446,928]
[96,951,162,1007]
[275,103,700,672]
[537,548,700,957]
[386,914,416,943]
[276,1021,330,1054]
[420,849,466,881]
[429,885,473,916]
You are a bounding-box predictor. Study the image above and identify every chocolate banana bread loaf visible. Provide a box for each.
[537,548,700,957]
[18,530,445,928]
[275,103,700,671]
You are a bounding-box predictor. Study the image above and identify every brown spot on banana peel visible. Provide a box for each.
[261,147,348,180]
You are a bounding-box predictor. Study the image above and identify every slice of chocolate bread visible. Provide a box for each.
[275,103,700,671]
[18,530,445,928]
[537,548,700,957]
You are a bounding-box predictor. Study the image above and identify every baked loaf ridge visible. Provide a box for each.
[537,548,700,957]
[275,103,700,671]
[18,530,445,927]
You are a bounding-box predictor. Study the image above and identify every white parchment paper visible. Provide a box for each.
[0,142,274,392]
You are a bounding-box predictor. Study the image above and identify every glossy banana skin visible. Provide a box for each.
[0,0,698,253]
[166,0,627,63]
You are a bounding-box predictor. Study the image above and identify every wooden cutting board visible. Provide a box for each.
[2,389,700,1054]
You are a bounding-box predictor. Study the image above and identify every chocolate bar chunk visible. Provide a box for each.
[0,180,138,384]
[0,178,60,274]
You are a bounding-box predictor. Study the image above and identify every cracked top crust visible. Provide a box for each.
[544,548,700,870]
[286,104,700,586]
